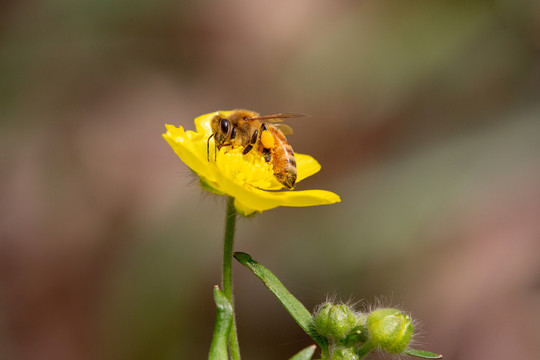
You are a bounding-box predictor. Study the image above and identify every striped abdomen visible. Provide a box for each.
[267,126,297,190]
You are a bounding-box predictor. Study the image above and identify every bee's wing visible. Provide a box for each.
[273,123,293,136]
[248,113,308,136]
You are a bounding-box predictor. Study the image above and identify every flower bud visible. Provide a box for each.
[331,347,359,360]
[366,308,413,354]
[314,303,357,341]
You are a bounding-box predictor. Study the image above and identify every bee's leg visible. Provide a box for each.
[260,123,275,148]
[250,129,259,144]
[242,129,258,155]
[242,144,253,155]
[262,148,271,162]
[259,123,273,162]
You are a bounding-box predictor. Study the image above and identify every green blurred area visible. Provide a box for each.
[1,1,539,359]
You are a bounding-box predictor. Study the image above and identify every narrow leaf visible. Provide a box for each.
[289,345,316,360]
[209,286,233,360]
[234,252,328,351]
[404,348,443,359]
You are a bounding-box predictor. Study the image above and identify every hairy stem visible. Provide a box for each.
[356,341,376,359]
[222,196,240,359]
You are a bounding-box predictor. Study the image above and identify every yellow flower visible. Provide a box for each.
[163,110,341,216]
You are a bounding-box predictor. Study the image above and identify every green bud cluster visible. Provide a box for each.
[313,303,414,359]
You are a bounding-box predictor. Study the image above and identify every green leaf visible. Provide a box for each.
[404,348,443,359]
[289,345,316,360]
[209,286,233,360]
[234,252,328,352]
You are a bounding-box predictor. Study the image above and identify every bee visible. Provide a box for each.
[207,109,307,190]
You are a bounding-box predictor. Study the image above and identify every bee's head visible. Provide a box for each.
[210,114,233,147]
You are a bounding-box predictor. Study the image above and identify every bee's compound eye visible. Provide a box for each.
[220,119,230,134]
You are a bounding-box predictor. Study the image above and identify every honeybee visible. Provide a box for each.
[207,109,307,190]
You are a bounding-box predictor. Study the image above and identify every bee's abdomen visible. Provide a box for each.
[270,129,297,190]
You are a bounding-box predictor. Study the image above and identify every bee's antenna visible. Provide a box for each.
[207,134,214,162]
[248,113,310,121]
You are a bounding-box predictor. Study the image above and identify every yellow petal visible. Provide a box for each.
[194,111,217,136]
[163,124,216,182]
[233,187,341,216]
[295,153,321,183]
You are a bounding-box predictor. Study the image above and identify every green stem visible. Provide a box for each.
[222,197,240,360]
[356,341,376,359]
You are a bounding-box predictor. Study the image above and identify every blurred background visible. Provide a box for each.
[1,0,539,359]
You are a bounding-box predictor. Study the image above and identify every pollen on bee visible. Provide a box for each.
[261,130,274,149]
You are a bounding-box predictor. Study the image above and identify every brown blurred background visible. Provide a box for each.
[1,0,540,359]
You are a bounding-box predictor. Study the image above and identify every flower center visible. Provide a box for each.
[215,146,280,190]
